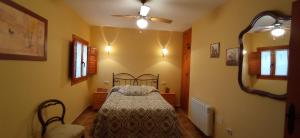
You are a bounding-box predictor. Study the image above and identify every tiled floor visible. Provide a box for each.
[73,107,207,138]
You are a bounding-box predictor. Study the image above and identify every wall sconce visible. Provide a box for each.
[243,49,247,55]
[162,48,168,57]
[105,43,112,54]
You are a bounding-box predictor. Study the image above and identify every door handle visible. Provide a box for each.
[286,104,300,134]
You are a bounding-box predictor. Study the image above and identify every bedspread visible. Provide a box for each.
[92,91,181,138]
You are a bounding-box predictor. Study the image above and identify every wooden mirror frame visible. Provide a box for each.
[238,11,291,100]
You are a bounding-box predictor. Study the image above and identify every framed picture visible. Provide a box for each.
[210,42,220,58]
[0,0,48,61]
[226,48,240,66]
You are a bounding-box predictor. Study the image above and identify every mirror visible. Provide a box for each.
[238,11,291,100]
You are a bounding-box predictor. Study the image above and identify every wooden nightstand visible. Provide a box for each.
[161,92,176,107]
[93,88,108,110]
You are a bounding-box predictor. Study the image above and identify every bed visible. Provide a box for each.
[92,73,181,138]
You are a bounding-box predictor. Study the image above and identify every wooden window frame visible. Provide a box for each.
[257,46,289,80]
[71,35,89,85]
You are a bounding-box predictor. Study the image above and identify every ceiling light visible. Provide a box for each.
[140,5,150,17]
[271,28,285,37]
[136,18,148,29]
[162,48,168,57]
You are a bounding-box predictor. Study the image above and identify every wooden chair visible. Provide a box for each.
[37,99,85,138]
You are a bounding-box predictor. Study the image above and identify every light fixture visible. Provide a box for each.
[136,18,148,29]
[271,28,285,37]
[243,49,247,55]
[140,5,150,17]
[105,43,112,54]
[271,23,285,37]
[162,48,168,57]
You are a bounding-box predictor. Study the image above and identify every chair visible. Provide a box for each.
[37,99,85,138]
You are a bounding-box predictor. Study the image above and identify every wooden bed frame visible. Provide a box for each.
[112,73,159,89]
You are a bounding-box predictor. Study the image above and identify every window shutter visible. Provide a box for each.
[248,52,261,75]
[88,47,97,75]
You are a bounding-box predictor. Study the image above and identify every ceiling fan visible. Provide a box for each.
[255,20,290,37]
[112,0,173,29]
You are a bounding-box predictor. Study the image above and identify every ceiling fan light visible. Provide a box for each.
[271,28,285,37]
[140,5,150,16]
[136,18,148,29]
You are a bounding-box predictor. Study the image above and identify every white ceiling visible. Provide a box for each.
[64,0,225,32]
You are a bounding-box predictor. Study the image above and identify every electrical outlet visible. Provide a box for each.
[226,128,233,136]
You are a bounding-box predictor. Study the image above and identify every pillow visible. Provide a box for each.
[118,85,157,96]
[110,86,121,92]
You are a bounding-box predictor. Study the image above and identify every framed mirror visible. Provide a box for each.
[238,11,291,100]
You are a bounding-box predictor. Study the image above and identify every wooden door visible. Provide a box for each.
[181,28,192,113]
[284,1,300,137]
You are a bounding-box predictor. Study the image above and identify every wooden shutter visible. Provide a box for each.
[248,52,261,75]
[88,47,97,75]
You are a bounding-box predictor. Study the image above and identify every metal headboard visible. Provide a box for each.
[112,73,159,89]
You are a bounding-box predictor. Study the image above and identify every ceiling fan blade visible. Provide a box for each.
[265,26,275,29]
[112,15,139,19]
[261,28,272,32]
[149,17,172,24]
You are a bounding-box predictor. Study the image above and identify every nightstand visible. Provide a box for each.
[93,88,108,110]
[161,92,176,107]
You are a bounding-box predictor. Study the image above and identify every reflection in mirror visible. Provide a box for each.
[239,11,291,100]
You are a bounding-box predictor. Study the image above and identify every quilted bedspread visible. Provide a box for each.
[92,91,181,138]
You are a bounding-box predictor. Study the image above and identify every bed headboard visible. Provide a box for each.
[112,73,159,89]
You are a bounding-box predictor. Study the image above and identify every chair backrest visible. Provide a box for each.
[37,99,66,136]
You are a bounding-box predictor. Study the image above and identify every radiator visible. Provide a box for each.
[190,97,214,136]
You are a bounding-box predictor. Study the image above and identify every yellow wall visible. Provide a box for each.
[190,0,292,138]
[243,31,290,95]
[0,0,91,137]
[89,26,183,105]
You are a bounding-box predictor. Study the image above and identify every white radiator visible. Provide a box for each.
[190,97,214,136]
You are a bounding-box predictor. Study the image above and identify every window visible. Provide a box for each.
[258,46,289,80]
[71,35,89,85]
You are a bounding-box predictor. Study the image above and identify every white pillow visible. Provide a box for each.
[118,85,157,96]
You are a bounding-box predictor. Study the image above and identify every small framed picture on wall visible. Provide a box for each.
[210,43,220,58]
[226,48,240,66]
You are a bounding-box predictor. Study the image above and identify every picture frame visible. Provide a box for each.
[210,42,220,58]
[0,0,48,61]
[226,48,240,66]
